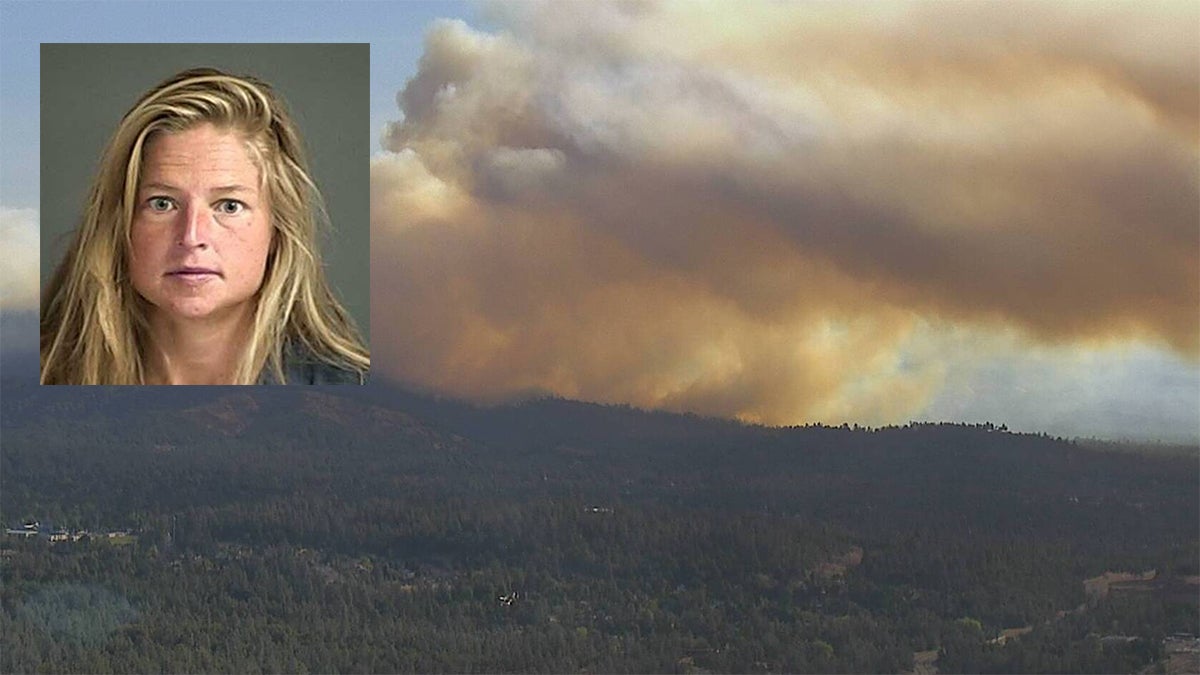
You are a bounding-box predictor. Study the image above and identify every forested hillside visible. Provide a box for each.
[2,384,1196,673]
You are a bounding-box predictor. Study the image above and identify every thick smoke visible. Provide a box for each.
[372,2,1199,425]
[0,207,39,312]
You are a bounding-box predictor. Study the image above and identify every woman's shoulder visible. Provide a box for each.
[260,346,367,385]
[289,359,366,385]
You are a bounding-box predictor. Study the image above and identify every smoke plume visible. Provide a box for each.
[372,2,1199,425]
[1,208,39,312]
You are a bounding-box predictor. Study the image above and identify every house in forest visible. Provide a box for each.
[1083,570,1157,601]
[5,522,40,538]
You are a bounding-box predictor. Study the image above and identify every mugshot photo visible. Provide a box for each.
[40,43,369,385]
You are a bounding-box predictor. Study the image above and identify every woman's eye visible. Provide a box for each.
[148,197,174,212]
[216,200,245,216]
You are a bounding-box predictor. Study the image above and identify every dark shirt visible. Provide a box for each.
[258,348,366,385]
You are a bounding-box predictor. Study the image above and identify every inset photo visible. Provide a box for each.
[40,43,369,385]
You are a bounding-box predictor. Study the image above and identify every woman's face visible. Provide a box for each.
[129,123,274,325]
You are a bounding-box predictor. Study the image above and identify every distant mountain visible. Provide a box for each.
[4,381,1194,528]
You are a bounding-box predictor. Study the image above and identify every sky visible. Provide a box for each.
[1,1,1197,443]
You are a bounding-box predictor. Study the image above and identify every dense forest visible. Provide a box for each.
[1,383,1196,673]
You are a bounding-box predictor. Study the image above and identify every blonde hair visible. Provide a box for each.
[40,67,369,384]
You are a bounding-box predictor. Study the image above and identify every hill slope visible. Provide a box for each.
[1,384,1196,673]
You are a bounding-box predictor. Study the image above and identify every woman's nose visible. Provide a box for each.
[179,202,211,249]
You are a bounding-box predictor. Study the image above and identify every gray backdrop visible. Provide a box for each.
[40,43,370,342]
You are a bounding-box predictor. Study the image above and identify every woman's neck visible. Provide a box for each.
[143,309,255,385]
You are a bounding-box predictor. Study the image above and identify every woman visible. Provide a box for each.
[40,68,369,385]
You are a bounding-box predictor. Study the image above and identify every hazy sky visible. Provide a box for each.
[2,1,1197,442]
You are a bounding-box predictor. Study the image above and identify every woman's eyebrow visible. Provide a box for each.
[211,184,257,195]
[139,182,181,193]
[136,183,257,195]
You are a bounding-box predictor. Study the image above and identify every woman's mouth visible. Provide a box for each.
[167,267,221,282]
